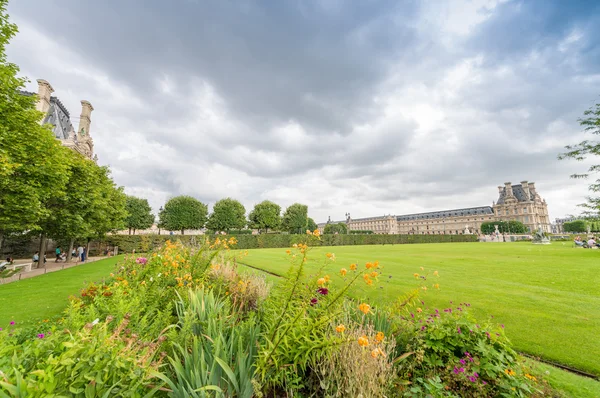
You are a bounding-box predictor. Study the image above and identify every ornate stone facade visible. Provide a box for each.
[26,79,95,160]
[318,181,551,235]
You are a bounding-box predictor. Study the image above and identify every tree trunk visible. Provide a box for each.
[133,229,136,235]
[37,233,47,268]
[0,230,4,254]
[86,238,91,260]
[66,238,75,262]
[181,228,184,235]
[129,227,132,235]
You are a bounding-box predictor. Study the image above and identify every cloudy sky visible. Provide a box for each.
[7,0,600,222]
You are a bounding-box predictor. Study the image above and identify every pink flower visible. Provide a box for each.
[10,321,15,325]
[136,257,148,265]
[37,333,45,339]
[310,298,318,306]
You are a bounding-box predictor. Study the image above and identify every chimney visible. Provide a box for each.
[36,79,54,116]
[77,100,94,136]
[521,181,530,201]
[498,186,503,194]
[529,182,536,196]
[504,182,513,197]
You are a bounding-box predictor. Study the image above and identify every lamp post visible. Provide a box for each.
[158,206,163,235]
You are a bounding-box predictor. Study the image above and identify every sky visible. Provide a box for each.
[6,0,600,222]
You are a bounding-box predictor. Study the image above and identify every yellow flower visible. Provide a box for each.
[42,319,49,323]
[110,273,114,277]
[335,324,346,333]
[350,263,357,271]
[306,229,312,235]
[317,278,326,286]
[326,252,333,259]
[324,275,330,282]
[286,250,291,255]
[340,268,347,276]
[375,331,384,343]
[505,369,516,376]
[371,347,385,358]
[370,271,378,278]
[313,229,320,237]
[414,273,419,278]
[358,303,371,314]
[524,373,537,381]
[420,267,424,271]
[140,281,146,286]
[433,271,439,276]
[416,307,422,313]
[421,286,427,291]
[358,335,369,347]
[434,283,440,289]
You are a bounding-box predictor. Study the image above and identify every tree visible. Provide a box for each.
[206,198,246,232]
[307,217,318,232]
[480,221,527,235]
[559,101,600,217]
[281,203,308,234]
[125,196,155,235]
[159,196,207,235]
[248,200,281,233]
[0,1,69,251]
[563,220,588,233]
[324,223,348,234]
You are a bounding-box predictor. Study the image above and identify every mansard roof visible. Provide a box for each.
[21,91,75,140]
[396,206,493,221]
[496,184,535,204]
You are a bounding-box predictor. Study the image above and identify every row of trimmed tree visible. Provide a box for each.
[123,196,320,235]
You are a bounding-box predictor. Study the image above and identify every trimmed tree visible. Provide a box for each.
[248,200,281,233]
[0,1,69,251]
[207,198,246,233]
[563,220,588,233]
[307,217,318,232]
[159,196,208,235]
[480,221,527,234]
[281,203,308,234]
[324,223,348,235]
[125,196,155,235]
[559,101,600,217]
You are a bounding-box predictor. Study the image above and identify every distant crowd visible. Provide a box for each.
[573,236,600,248]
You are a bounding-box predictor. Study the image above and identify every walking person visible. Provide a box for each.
[77,245,84,261]
[81,247,87,262]
[55,247,62,262]
[32,251,40,267]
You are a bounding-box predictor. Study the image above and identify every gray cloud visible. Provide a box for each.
[6,0,600,222]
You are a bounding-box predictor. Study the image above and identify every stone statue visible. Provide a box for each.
[532,227,550,245]
[464,225,471,235]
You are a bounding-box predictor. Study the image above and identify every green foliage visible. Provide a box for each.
[323,222,348,234]
[0,0,69,250]
[248,200,281,233]
[281,203,308,234]
[306,217,318,232]
[559,101,600,217]
[206,198,247,232]
[563,220,588,233]
[350,230,373,234]
[98,233,478,253]
[159,195,208,234]
[125,195,155,234]
[480,220,527,234]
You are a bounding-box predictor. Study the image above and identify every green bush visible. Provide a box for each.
[480,221,527,234]
[350,230,373,234]
[97,233,478,253]
[563,220,588,233]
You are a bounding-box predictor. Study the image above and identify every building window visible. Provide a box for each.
[523,208,527,213]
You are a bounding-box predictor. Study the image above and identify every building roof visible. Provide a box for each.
[496,184,535,204]
[396,206,493,221]
[21,91,75,140]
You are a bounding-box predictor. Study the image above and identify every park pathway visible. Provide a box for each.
[0,257,105,285]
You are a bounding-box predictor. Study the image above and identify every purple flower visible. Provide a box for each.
[458,367,465,373]
[486,332,491,338]
[482,381,487,385]
[435,309,439,313]
[501,324,505,328]
[317,287,329,295]
[421,326,426,331]
[453,367,459,374]
[457,327,462,334]
[10,321,15,325]
[310,298,318,306]
[469,376,477,382]
[464,351,470,357]
[37,333,45,339]
[136,257,148,265]
[0,328,3,331]
[473,372,479,377]
[460,359,466,365]
[411,313,414,318]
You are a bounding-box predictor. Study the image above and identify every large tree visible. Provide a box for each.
[307,217,318,232]
[159,196,208,235]
[281,203,308,234]
[559,101,600,217]
[248,200,281,233]
[0,1,69,251]
[206,198,246,232]
[125,195,155,235]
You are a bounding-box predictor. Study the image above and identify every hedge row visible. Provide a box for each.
[96,233,478,253]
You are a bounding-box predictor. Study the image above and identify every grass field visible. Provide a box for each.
[0,256,123,328]
[238,242,600,377]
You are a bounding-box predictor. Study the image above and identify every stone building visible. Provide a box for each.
[24,79,96,160]
[318,180,551,235]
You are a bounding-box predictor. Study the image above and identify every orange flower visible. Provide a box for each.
[358,303,371,314]
[358,335,369,347]
[335,324,346,333]
[413,273,419,278]
[371,347,385,358]
[324,275,330,282]
[365,262,373,269]
[313,229,321,237]
[373,261,380,268]
[326,252,333,259]
[286,250,291,255]
[306,229,312,235]
[365,278,373,286]
[375,331,384,343]
[433,271,439,276]
[350,263,357,271]
[317,278,326,286]
[370,271,378,278]
[434,283,440,289]
[416,307,422,313]
[140,281,146,286]
[340,268,347,276]
[421,286,427,291]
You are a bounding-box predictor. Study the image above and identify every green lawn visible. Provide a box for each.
[0,256,123,328]
[237,242,600,377]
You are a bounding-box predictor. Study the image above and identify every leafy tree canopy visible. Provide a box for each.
[0,0,69,250]
[281,203,308,234]
[306,217,318,232]
[159,196,208,235]
[480,221,527,235]
[248,200,281,233]
[207,198,246,232]
[559,101,600,217]
[323,222,348,235]
[125,195,155,234]
[562,220,588,233]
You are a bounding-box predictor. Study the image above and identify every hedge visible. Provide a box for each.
[94,233,478,253]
